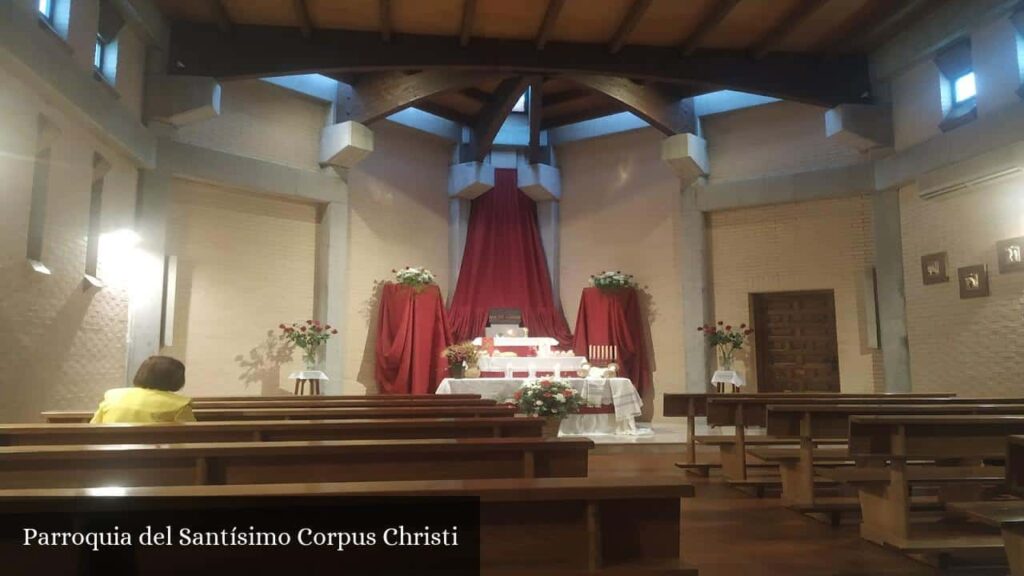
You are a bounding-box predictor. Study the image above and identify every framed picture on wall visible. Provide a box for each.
[920,252,949,285]
[997,236,1024,273]
[957,264,990,299]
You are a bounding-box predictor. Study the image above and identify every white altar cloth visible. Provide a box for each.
[476,355,587,373]
[435,377,643,436]
[471,336,559,347]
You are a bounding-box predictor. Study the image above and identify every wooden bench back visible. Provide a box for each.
[706,394,956,427]
[1008,435,1024,496]
[662,392,944,418]
[190,398,497,409]
[0,417,543,446]
[43,405,517,423]
[849,415,1024,460]
[768,402,1024,439]
[192,394,482,401]
[0,437,593,489]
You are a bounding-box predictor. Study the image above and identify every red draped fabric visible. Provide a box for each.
[572,287,652,394]
[375,283,453,394]
[448,168,573,346]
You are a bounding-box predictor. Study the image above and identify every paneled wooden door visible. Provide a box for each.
[752,290,840,393]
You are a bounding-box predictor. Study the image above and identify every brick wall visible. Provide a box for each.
[900,177,1024,396]
[708,196,884,393]
[162,179,318,397]
[0,68,138,421]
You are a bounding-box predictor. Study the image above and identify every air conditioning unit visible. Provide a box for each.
[917,146,1023,200]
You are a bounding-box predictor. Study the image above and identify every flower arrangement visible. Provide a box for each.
[279,320,337,369]
[590,270,634,290]
[515,379,582,418]
[697,321,753,371]
[393,266,436,289]
[442,341,479,368]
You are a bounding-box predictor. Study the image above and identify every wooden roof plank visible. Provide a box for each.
[535,0,567,50]
[609,0,654,54]
[750,0,831,59]
[679,0,743,56]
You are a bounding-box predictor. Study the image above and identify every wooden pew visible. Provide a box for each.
[951,435,1024,576]
[761,403,1024,517]
[0,417,544,446]
[702,395,955,483]
[0,476,698,575]
[43,405,517,423]
[190,398,497,409]
[0,437,593,489]
[193,394,482,401]
[661,392,946,477]
[826,414,1024,554]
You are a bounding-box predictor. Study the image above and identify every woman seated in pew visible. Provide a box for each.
[90,356,196,423]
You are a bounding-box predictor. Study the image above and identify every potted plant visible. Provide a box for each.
[697,321,753,371]
[514,379,582,438]
[279,320,337,370]
[393,266,436,291]
[442,342,479,379]
[589,270,634,290]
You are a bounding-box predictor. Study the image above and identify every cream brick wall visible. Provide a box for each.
[174,80,330,171]
[900,178,1024,396]
[708,197,884,393]
[558,128,686,417]
[344,121,452,393]
[0,67,137,421]
[162,179,318,397]
[702,101,868,182]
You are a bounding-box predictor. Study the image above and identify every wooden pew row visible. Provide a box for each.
[193,394,482,401]
[0,437,593,489]
[190,398,497,409]
[760,403,1024,519]
[0,476,698,575]
[662,392,949,477]
[43,404,517,423]
[0,417,544,446]
[952,435,1024,576]
[821,415,1024,556]
[701,395,958,484]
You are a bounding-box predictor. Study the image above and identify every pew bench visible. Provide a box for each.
[0,417,545,446]
[43,404,518,423]
[950,501,1024,576]
[190,398,498,409]
[0,437,593,489]
[0,476,698,575]
[193,394,483,401]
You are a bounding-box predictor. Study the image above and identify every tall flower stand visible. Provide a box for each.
[290,371,327,395]
[711,370,745,393]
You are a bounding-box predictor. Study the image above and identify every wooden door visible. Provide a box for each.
[752,291,840,393]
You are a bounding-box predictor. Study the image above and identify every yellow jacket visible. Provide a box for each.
[90,387,196,424]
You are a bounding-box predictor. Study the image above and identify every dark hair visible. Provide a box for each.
[133,356,186,392]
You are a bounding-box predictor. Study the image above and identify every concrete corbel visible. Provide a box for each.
[661,133,709,183]
[448,161,495,199]
[825,104,893,151]
[320,121,374,174]
[145,75,222,127]
[516,156,561,201]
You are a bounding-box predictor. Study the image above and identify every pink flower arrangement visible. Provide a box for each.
[516,379,582,417]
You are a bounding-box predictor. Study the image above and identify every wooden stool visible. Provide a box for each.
[289,371,327,396]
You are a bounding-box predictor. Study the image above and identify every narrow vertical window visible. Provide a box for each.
[38,0,53,21]
[84,153,111,287]
[1012,8,1024,99]
[94,0,124,84]
[26,115,60,275]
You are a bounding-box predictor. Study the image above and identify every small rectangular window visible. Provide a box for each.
[94,35,105,71]
[38,0,53,20]
[953,71,976,103]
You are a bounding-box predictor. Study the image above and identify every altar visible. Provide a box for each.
[470,336,588,376]
[435,377,644,436]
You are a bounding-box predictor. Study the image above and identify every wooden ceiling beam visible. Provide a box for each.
[460,0,478,47]
[209,0,232,35]
[535,0,567,50]
[460,87,491,104]
[749,0,830,59]
[608,0,654,54]
[570,75,696,135]
[336,70,504,125]
[679,0,742,56]
[819,0,933,54]
[463,76,532,163]
[292,0,312,39]
[379,0,392,43]
[542,88,592,108]
[167,23,873,106]
[413,101,476,125]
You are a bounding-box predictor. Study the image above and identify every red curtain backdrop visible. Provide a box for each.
[448,168,573,346]
[375,283,453,394]
[572,286,652,393]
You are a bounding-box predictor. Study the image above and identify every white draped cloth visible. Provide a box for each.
[435,377,643,436]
